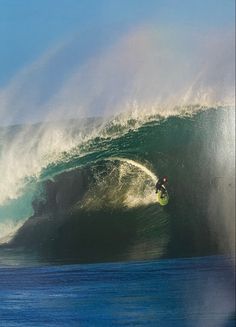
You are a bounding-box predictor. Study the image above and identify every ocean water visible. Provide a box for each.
[0,256,235,327]
[0,107,235,326]
[0,107,235,263]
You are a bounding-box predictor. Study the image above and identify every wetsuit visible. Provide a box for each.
[155,178,167,198]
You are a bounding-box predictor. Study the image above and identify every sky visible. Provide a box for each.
[0,0,235,125]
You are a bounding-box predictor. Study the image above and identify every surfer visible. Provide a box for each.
[155,176,168,198]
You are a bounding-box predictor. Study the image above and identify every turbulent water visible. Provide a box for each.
[0,106,235,265]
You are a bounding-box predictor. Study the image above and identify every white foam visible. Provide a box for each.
[110,158,157,208]
[106,157,157,182]
[82,157,158,210]
[0,124,79,205]
[0,220,25,244]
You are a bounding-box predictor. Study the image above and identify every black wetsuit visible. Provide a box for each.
[155,178,167,198]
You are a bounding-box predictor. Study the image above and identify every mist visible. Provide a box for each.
[0,24,234,126]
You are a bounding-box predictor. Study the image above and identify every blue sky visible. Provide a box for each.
[1,0,234,86]
[0,0,235,124]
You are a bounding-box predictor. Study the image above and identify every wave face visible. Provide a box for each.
[0,107,235,264]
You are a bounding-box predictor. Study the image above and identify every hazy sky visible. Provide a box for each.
[0,0,235,124]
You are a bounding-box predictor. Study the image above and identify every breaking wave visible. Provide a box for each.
[0,106,235,264]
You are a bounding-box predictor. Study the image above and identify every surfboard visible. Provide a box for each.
[157,190,169,206]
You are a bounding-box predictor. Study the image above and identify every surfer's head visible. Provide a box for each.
[163,176,168,183]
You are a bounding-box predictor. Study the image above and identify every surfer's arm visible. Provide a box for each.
[155,181,165,193]
[155,182,159,193]
[155,181,161,192]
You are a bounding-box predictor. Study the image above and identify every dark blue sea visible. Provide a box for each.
[0,255,235,327]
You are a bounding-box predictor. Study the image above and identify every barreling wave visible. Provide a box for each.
[0,106,235,264]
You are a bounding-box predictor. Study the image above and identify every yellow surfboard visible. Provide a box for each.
[157,190,169,206]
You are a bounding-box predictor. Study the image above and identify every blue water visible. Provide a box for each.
[0,256,235,327]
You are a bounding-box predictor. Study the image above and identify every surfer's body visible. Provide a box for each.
[155,176,168,199]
